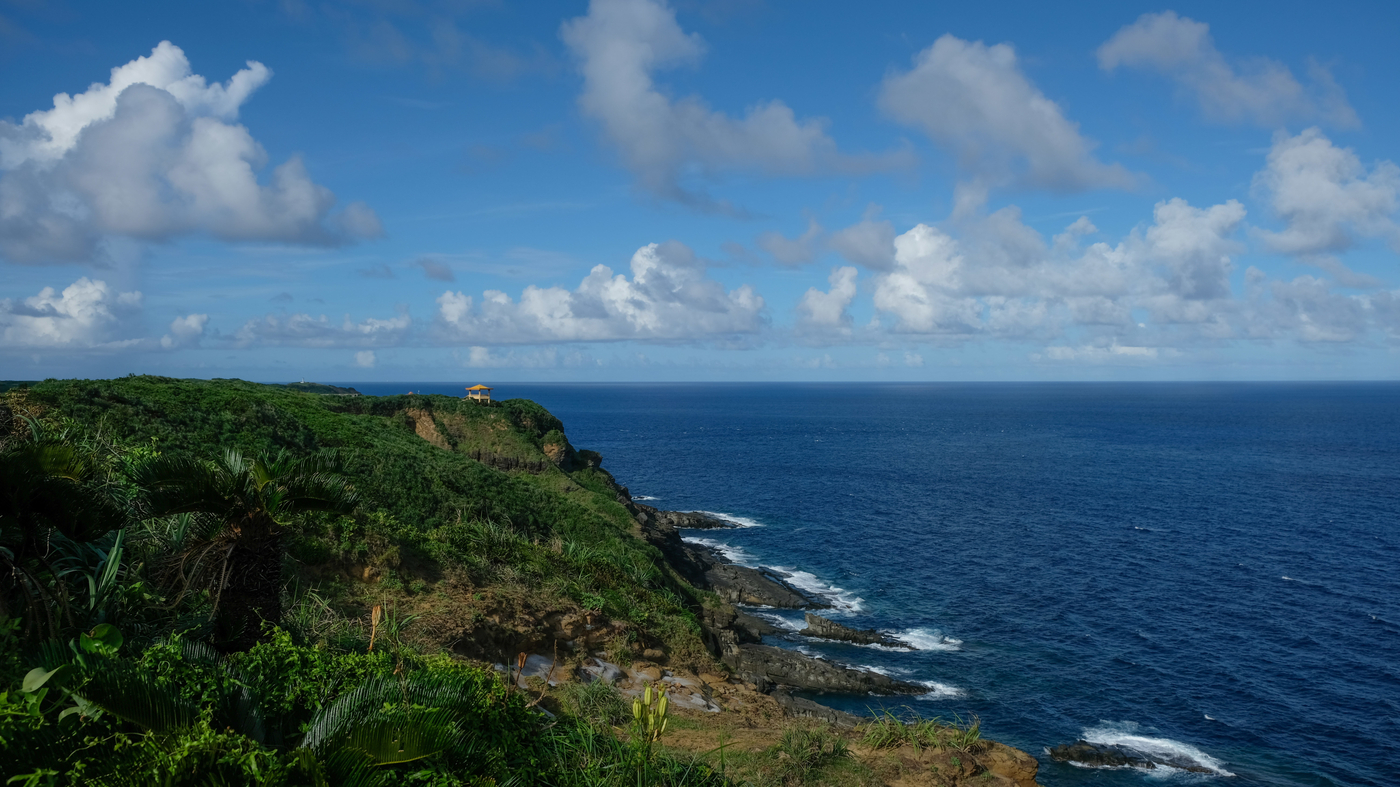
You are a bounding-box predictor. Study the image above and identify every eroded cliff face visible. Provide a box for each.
[402,407,450,449]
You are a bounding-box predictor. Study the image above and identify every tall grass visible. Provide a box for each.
[860,708,982,753]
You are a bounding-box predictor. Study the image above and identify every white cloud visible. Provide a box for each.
[436,240,765,344]
[234,312,411,348]
[0,277,143,349]
[1251,128,1400,255]
[829,208,896,270]
[861,194,1247,341]
[460,346,585,368]
[1038,343,1173,362]
[872,224,982,333]
[560,0,901,211]
[1098,12,1358,128]
[879,34,1136,191]
[0,41,382,264]
[160,312,208,349]
[904,351,923,367]
[354,349,376,368]
[797,266,858,333]
[757,219,822,266]
[1244,267,1379,343]
[1140,198,1246,304]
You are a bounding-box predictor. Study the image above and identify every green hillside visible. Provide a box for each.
[0,376,723,786]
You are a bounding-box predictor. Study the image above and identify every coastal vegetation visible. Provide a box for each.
[0,376,1036,786]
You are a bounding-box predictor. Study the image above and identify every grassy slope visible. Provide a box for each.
[16,376,712,664]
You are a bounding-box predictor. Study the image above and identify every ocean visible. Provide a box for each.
[346,382,1400,786]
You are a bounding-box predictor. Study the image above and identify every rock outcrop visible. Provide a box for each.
[974,742,1042,787]
[1048,740,1216,774]
[634,504,734,530]
[799,613,913,649]
[635,506,820,609]
[724,643,924,695]
[769,689,865,729]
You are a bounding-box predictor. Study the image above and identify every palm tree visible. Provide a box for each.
[132,449,358,651]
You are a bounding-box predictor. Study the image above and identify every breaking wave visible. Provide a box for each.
[914,680,965,700]
[698,511,765,528]
[769,566,865,613]
[681,536,758,567]
[898,628,963,652]
[1082,721,1235,776]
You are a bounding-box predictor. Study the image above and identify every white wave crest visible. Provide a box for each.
[769,567,865,613]
[749,609,804,631]
[1082,721,1234,777]
[632,495,660,501]
[697,511,765,528]
[681,536,758,567]
[899,628,962,652]
[914,680,965,700]
[856,663,914,677]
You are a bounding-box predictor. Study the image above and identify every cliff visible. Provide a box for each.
[0,377,1041,786]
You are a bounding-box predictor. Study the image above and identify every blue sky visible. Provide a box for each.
[2,0,1398,381]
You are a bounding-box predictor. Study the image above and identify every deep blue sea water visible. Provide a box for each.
[346,382,1400,787]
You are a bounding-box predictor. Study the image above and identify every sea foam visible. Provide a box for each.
[681,536,757,566]
[698,510,765,528]
[769,566,865,613]
[914,680,965,700]
[899,628,963,652]
[1082,721,1234,777]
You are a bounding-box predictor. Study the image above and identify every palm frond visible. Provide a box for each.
[80,660,198,732]
[340,715,458,766]
[315,747,386,787]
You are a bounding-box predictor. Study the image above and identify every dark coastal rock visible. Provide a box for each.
[634,503,734,530]
[799,613,913,649]
[770,689,865,729]
[724,643,924,695]
[733,609,782,641]
[705,561,816,608]
[1048,740,1217,774]
[635,510,820,609]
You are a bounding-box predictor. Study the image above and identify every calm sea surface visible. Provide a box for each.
[346,382,1400,786]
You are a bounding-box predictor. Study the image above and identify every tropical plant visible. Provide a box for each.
[0,436,126,639]
[132,449,358,651]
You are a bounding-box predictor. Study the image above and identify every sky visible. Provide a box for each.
[2,0,1399,382]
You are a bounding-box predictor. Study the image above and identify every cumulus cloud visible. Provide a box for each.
[829,208,896,270]
[560,0,902,211]
[436,240,765,344]
[1251,128,1400,255]
[879,34,1137,191]
[757,220,822,266]
[1098,12,1358,128]
[797,266,858,333]
[0,277,143,349]
[354,350,376,368]
[234,311,411,348]
[861,193,1248,342]
[160,313,208,349]
[0,41,382,264]
[872,224,982,333]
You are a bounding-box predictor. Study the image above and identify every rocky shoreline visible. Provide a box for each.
[493,486,1044,785]
[631,501,926,697]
